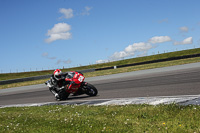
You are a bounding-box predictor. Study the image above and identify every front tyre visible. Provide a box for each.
[85,83,98,96]
[58,89,70,100]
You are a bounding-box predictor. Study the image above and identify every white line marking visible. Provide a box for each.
[0,95,199,108]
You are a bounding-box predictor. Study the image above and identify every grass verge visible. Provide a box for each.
[0,104,200,132]
[1,56,200,89]
[0,78,49,89]
[1,48,200,81]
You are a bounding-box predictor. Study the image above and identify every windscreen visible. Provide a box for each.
[66,72,75,79]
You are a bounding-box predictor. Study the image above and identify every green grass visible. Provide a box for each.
[1,48,200,81]
[0,104,200,132]
[0,78,49,89]
[84,56,200,77]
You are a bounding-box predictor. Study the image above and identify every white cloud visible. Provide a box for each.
[56,59,62,64]
[45,23,72,43]
[125,42,152,53]
[42,52,48,57]
[46,33,71,43]
[42,52,56,60]
[148,36,172,44]
[110,51,131,60]
[81,6,92,16]
[110,42,153,60]
[179,26,189,32]
[96,59,109,64]
[158,18,168,23]
[48,57,57,60]
[173,37,193,45]
[63,59,72,64]
[59,8,73,19]
[47,23,71,35]
[97,35,172,62]
[56,59,72,64]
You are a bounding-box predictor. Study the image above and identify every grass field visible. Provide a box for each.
[0,104,200,132]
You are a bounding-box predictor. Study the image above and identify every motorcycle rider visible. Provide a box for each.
[49,69,74,99]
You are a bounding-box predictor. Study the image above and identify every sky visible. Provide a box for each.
[1,0,200,73]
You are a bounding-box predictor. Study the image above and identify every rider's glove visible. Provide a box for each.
[58,86,65,90]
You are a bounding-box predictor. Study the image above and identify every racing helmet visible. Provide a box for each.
[54,69,62,80]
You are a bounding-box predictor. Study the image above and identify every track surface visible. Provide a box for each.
[0,63,200,106]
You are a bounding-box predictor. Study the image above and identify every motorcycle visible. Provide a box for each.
[45,71,98,100]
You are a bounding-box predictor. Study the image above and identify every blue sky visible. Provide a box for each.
[0,0,200,73]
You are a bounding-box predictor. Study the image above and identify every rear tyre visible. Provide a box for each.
[85,83,98,96]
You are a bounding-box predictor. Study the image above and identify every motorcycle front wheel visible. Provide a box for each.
[85,83,98,96]
[58,89,70,100]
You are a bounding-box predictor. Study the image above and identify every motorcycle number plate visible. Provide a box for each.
[78,75,84,82]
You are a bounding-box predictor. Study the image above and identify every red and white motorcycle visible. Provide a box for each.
[45,71,98,100]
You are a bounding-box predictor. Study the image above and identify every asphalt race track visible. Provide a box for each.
[0,62,200,106]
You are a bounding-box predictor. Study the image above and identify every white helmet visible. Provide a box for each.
[53,69,62,80]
